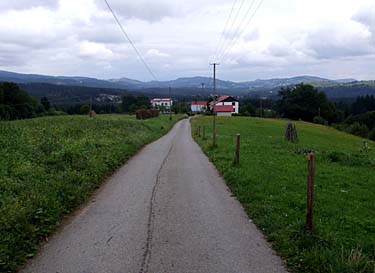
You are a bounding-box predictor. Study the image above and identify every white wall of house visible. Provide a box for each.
[191,105,207,112]
[151,100,173,109]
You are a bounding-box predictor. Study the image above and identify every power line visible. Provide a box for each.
[104,0,158,81]
[218,0,265,62]
[216,0,257,61]
[214,0,246,62]
[212,0,238,62]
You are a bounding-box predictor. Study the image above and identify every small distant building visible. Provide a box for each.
[151,98,173,109]
[191,101,208,113]
[210,95,239,116]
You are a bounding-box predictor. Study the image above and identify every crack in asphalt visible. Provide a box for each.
[138,139,175,273]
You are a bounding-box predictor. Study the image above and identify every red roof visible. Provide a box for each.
[214,105,234,112]
[216,95,230,103]
[191,101,207,106]
[210,95,232,107]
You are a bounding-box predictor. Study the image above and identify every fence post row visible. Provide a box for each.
[306,152,315,231]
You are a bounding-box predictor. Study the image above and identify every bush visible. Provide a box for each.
[369,128,375,141]
[346,122,369,138]
[80,105,90,115]
[135,108,159,120]
[47,110,67,116]
[313,116,328,125]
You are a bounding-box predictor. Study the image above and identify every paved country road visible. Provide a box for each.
[20,119,287,273]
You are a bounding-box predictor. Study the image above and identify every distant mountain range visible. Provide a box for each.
[0,70,357,91]
[2,70,375,100]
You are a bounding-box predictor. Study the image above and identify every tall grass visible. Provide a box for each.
[0,114,183,272]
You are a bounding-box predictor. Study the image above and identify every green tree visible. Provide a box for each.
[0,82,42,120]
[41,96,51,111]
[121,95,137,112]
[121,95,151,113]
[80,104,90,115]
[278,84,340,123]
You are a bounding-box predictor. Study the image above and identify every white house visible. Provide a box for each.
[151,98,173,109]
[191,101,208,113]
[210,95,239,116]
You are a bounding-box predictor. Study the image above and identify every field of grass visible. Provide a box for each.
[0,114,183,272]
[191,116,375,273]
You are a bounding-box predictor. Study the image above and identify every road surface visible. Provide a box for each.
[20,119,287,273]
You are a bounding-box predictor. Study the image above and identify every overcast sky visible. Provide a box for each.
[0,0,375,81]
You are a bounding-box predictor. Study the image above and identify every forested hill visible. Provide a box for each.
[3,70,375,99]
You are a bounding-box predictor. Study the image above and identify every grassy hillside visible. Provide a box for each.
[191,116,375,273]
[0,114,183,272]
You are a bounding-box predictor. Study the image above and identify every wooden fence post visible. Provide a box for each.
[198,126,201,137]
[234,134,240,165]
[306,152,315,231]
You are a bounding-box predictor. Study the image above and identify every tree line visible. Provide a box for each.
[0,82,159,120]
[2,81,375,140]
[238,84,375,140]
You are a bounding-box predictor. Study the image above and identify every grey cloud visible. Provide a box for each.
[96,0,176,22]
[243,29,260,42]
[0,0,58,10]
[267,43,293,57]
[76,16,133,45]
[0,43,31,66]
[303,25,373,59]
[352,7,375,27]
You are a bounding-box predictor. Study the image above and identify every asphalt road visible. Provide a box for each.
[20,119,287,273]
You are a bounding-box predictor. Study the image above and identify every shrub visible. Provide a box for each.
[369,128,375,141]
[346,122,369,138]
[313,116,328,125]
[135,109,159,120]
[80,105,90,115]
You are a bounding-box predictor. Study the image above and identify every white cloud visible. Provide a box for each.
[79,41,114,60]
[0,0,375,81]
[146,49,170,59]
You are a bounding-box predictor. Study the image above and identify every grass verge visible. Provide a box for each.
[191,116,375,273]
[0,114,184,272]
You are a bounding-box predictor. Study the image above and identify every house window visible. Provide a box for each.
[232,102,236,106]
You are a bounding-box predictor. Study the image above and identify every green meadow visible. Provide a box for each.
[191,116,375,273]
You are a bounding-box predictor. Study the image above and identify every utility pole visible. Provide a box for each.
[169,86,172,121]
[201,83,205,98]
[89,96,93,117]
[210,63,219,147]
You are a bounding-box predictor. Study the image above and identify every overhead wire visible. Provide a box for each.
[214,0,246,62]
[212,0,238,62]
[215,0,257,61]
[218,0,265,62]
[104,0,158,81]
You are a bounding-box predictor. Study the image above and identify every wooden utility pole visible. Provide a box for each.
[169,86,172,121]
[201,83,205,97]
[89,96,93,118]
[306,152,315,231]
[210,63,219,147]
